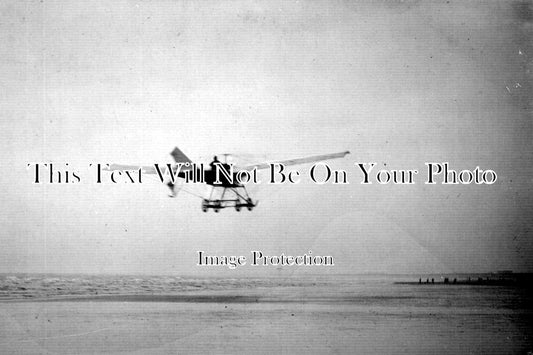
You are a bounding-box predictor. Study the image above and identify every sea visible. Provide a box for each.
[1,273,531,304]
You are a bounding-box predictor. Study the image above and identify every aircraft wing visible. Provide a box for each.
[238,151,350,171]
[103,147,194,174]
[103,164,159,174]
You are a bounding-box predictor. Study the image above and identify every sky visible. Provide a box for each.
[0,0,532,275]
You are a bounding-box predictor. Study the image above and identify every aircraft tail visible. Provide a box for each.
[170,147,192,164]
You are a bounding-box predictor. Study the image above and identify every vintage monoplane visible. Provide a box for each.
[105,147,349,212]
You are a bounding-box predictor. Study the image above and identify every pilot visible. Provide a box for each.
[210,156,220,170]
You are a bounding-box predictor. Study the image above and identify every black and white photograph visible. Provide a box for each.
[1,0,532,353]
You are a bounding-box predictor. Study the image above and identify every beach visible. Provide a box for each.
[0,274,531,354]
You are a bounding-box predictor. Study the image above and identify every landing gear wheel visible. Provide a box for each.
[214,208,220,213]
[235,206,241,212]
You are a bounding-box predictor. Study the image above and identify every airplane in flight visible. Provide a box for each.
[105,147,350,212]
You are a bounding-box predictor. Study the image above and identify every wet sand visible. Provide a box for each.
[1,294,531,354]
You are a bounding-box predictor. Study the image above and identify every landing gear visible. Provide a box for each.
[246,197,254,211]
[200,187,256,212]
